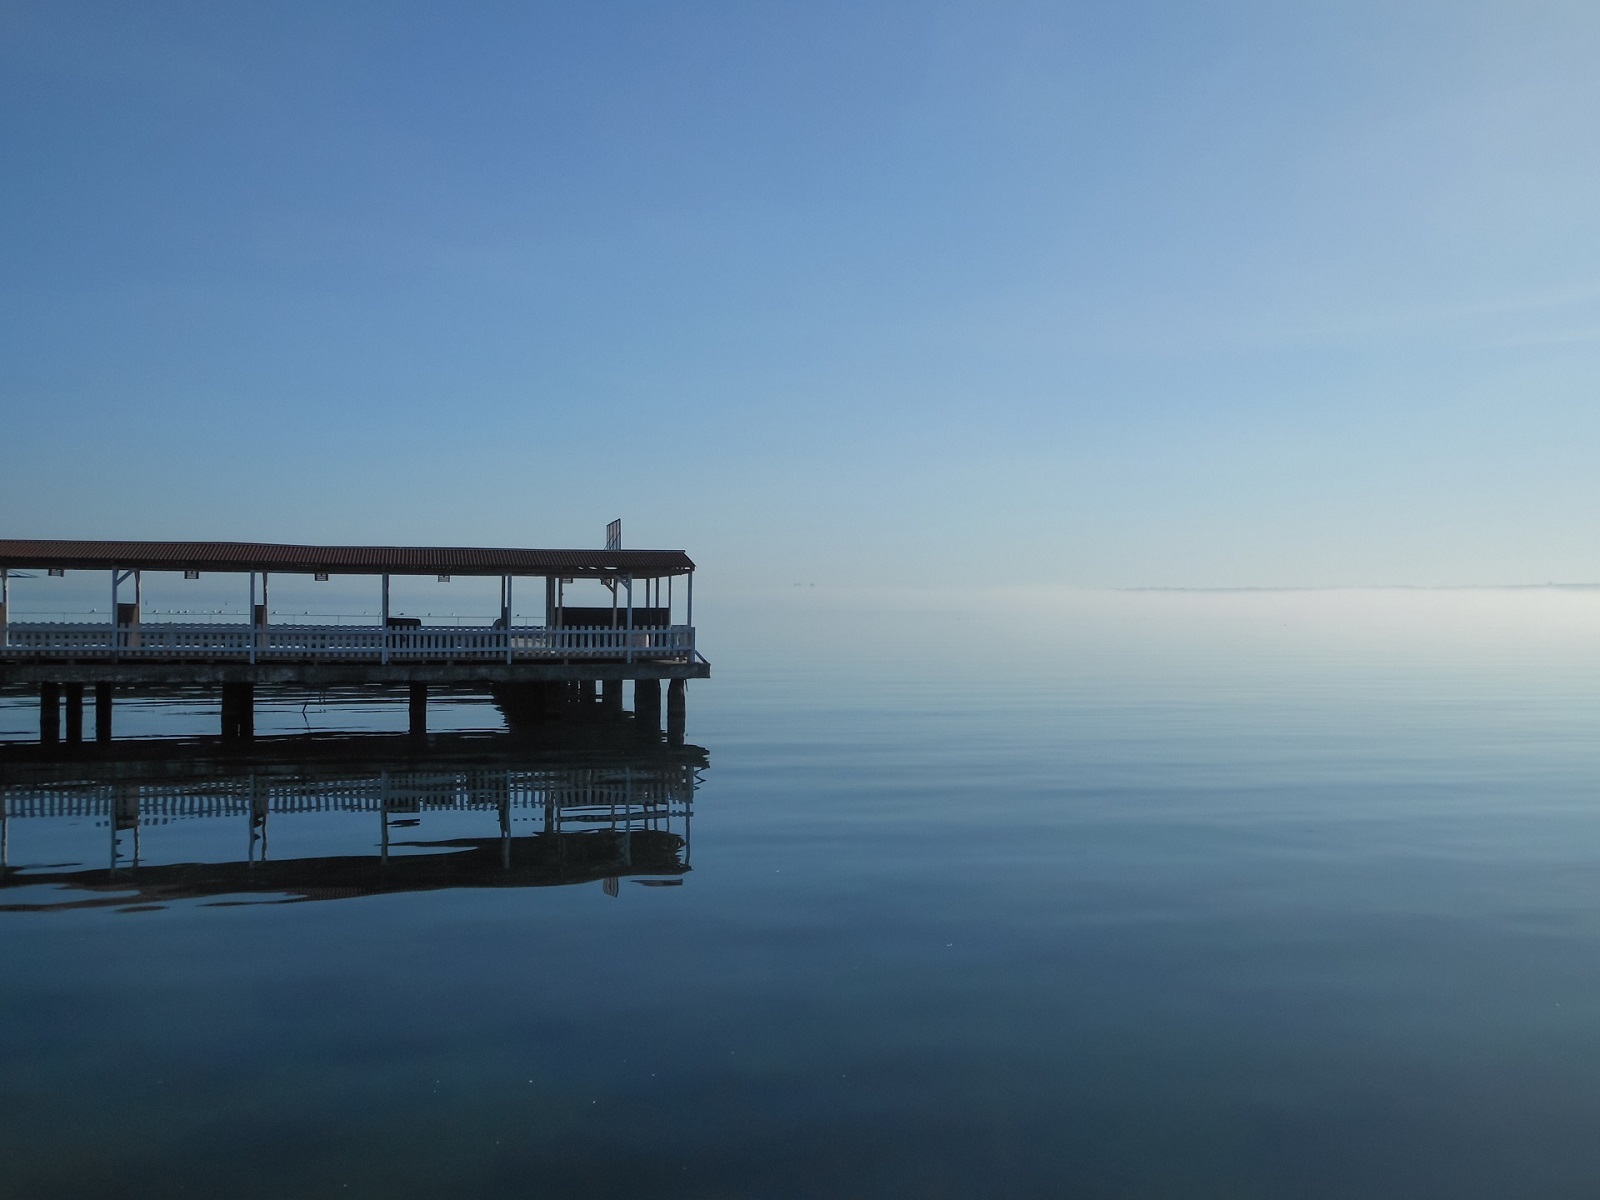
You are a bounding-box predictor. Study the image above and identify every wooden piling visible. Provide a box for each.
[666,678,686,743]
[40,682,60,746]
[409,684,428,740]
[221,683,255,742]
[64,683,84,744]
[95,683,113,742]
[634,678,661,730]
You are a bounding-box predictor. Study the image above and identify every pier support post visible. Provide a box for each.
[409,684,428,740]
[40,682,60,746]
[634,678,660,731]
[601,678,623,715]
[221,683,255,743]
[94,684,114,742]
[64,683,85,744]
[666,678,686,744]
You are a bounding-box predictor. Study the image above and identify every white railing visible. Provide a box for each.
[0,623,695,663]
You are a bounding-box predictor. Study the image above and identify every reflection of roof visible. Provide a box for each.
[0,540,694,578]
[0,831,689,913]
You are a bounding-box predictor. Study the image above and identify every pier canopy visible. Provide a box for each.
[0,539,695,579]
[0,532,707,719]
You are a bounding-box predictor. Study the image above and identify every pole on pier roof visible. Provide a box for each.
[503,574,513,665]
[257,573,270,645]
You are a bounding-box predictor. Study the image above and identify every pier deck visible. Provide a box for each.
[0,624,705,684]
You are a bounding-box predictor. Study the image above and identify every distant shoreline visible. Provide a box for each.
[1118,583,1600,593]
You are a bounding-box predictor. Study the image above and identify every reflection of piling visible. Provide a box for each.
[248,773,268,864]
[112,783,140,870]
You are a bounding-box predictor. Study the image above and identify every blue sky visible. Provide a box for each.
[4,1,1599,587]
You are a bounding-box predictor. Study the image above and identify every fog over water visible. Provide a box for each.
[6,587,1600,1196]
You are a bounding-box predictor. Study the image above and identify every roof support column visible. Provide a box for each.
[1,568,8,647]
[381,574,391,665]
[248,572,257,665]
[625,575,634,664]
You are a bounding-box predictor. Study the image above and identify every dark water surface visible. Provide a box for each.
[6,588,1600,1198]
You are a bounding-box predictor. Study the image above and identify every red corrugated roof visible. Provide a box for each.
[0,540,695,577]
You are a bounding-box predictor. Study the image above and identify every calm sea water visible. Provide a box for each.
[6,587,1600,1198]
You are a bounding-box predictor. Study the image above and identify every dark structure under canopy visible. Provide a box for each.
[0,539,694,579]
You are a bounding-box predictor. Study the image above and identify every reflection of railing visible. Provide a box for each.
[0,756,702,902]
[3,763,700,821]
[0,623,696,662]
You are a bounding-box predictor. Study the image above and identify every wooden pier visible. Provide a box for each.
[0,534,708,745]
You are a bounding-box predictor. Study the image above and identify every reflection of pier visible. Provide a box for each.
[0,733,706,911]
